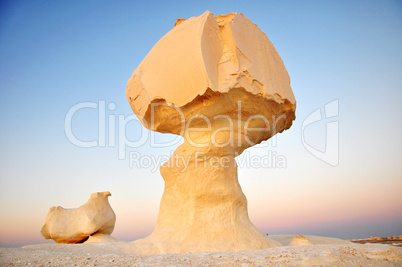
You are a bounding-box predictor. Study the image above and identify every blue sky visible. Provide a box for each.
[0,0,401,246]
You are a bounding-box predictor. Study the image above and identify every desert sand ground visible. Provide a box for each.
[1,235,401,266]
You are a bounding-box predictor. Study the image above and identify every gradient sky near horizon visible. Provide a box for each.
[0,1,401,247]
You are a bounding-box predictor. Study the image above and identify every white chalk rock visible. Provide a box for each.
[127,10,296,138]
[126,11,296,253]
[269,235,352,246]
[291,235,313,246]
[40,192,116,244]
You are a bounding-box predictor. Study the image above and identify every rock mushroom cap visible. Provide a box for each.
[126,11,296,148]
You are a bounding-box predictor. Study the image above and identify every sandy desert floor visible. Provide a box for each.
[1,235,401,266]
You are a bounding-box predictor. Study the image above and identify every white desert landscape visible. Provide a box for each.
[2,191,400,265]
[1,234,401,266]
[1,2,401,267]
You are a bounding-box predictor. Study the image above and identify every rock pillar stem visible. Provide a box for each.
[140,139,279,252]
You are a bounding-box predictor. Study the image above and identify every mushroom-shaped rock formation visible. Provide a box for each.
[40,191,116,244]
[126,11,296,253]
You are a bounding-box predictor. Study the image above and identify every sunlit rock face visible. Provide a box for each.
[126,11,296,253]
[40,192,116,244]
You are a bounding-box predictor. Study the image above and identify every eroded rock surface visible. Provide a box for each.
[40,192,116,244]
